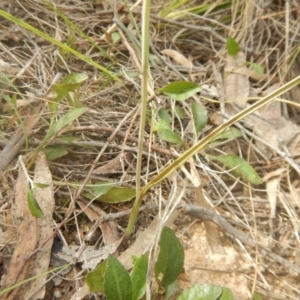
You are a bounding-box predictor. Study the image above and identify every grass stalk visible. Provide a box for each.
[126,0,151,237]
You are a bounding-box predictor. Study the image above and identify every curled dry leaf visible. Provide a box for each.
[56,241,121,270]
[244,82,300,158]
[2,152,54,300]
[77,199,119,245]
[2,166,39,300]
[223,52,250,108]
[161,49,193,68]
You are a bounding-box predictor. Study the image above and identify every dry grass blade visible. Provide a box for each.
[0,103,42,171]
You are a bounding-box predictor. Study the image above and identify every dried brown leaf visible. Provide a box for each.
[224,52,250,108]
[119,210,180,270]
[161,49,193,68]
[2,166,39,299]
[26,152,54,300]
[77,200,118,245]
[2,152,54,300]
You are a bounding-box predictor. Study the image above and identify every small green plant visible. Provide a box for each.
[85,226,254,299]
[86,226,184,299]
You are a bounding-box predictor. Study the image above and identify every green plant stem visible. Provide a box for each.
[126,0,151,237]
[0,265,68,297]
[126,75,300,236]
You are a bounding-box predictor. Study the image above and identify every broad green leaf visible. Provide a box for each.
[158,130,183,145]
[27,185,44,218]
[96,187,136,203]
[44,146,69,161]
[154,119,171,133]
[104,255,132,300]
[226,36,239,57]
[213,154,262,184]
[158,108,172,123]
[155,226,184,287]
[177,284,222,300]
[85,261,107,292]
[191,101,207,134]
[44,107,87,142]
[175,105,185,119]
[159,81,201,101]
[212,127,242,141]
[219,287,235,300]
[252,291,263,300]
[131,253,149,300]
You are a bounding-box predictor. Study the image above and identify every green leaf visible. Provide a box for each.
[61,73,88,85]
[252,291,264,300]
[112,32,121,44]
[96,187,136,203]
[104,255,132,300]
[165,280,179,300]
[158,108,172,123]
[44,107,87,142]
[82,182,117,199]
[159,81,201,101]
[212,127,242,141]
[49,73,88,106]
[154,119,171,133]
[34,183,50,189]
[213,154,262,184]
[85,261,107,292]
[67,91,84,108]
[247,62,264,76]
[27,185,44,218]
[175,105,185,119]
[177,284,222,300]
[158,130,183,145]
[191,101,207,134]
[44,146,69,161]
[131,253,148,300]
[218,287,236,300]
[226,36,239,57]
[155,226,184,287]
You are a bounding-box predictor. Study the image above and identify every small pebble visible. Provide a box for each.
[54,288,62,298]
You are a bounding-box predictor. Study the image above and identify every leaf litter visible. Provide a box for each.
[1,0,300,299]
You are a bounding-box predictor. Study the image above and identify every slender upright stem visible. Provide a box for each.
[126,0,151,236]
